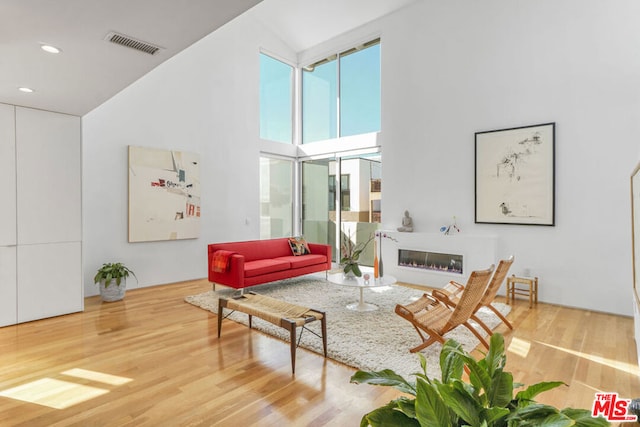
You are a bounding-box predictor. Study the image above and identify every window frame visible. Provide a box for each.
[259,37,382,238]
[300,38,381,144]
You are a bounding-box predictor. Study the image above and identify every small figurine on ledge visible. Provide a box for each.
[397,210,414,232]
[440,216,460,235]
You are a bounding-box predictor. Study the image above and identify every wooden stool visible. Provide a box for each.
[506,275,538,308]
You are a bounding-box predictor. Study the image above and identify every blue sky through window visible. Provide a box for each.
[302,59,338,143]
[260,40,380,145]
[303,41,380,143]
[259,54,293,143]
[340,44,381,137]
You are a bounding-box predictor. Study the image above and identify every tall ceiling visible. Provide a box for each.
[0,0,417,117]
[249,0,418,53]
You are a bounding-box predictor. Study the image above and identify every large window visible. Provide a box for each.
[259,53,293,143]
[302,39,380,143]
[260,157,293,238]
[259,39,382,252]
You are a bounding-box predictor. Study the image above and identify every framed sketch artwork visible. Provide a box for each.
[128,146,201,242]
[475,123,555,226]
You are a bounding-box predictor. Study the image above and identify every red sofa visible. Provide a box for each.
[207,238,332,290]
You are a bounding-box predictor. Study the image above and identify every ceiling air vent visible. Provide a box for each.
[105,31,163,55]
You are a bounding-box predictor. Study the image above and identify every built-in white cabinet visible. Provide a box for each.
[16,107,82,245]
[0,247,17,327]
[0,103,16,246]
[0,104,82,327]
[17,242,82,323]
[0,104,17,327]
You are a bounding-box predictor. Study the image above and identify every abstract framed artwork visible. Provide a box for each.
[128,146,200,242]
[475,123,555,226]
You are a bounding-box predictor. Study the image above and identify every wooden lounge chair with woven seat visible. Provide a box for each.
[432,256,514,335]
[395,265,494,353]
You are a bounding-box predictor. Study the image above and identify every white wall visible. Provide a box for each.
[376,0,640,315]
[82,12,296,296]
[83,0,640,316]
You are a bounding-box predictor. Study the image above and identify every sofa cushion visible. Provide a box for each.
[244,259,291,278]
[288,236,311,256]
[275,254,327,269]
[210,239,293,261]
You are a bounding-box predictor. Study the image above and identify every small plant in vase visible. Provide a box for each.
[94,262,137,302]
[341,230,374,278]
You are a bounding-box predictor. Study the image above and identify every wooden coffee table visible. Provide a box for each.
[327,272,397,311]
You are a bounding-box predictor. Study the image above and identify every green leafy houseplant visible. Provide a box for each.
[341,230,374,277]
[94,262,136,287]
[350,333,609,427]
[94,262,137,302]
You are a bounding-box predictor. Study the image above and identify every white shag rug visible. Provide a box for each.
[185,277,511,379]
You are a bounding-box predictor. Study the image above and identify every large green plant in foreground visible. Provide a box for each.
[350,333,608,426]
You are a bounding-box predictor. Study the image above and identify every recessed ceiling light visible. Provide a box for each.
[18,87,34,93]
[41,44,61,54]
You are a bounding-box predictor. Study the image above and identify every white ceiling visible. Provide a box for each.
[0,0,417,117]
[249,0,419,53]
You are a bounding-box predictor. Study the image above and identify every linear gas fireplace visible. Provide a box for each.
[398,249,463,275]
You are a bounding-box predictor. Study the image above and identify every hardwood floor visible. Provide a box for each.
[0,278,638,426]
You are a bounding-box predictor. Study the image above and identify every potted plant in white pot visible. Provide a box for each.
[94,262,137,302]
